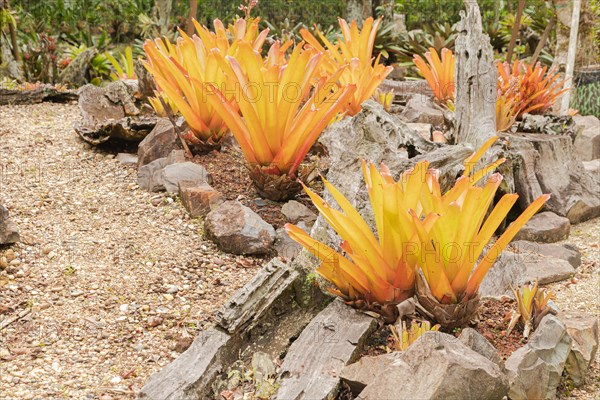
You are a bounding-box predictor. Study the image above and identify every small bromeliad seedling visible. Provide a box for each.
[507,280,556,338]
[390,320,440,351]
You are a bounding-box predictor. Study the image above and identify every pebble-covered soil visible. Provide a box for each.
[0,103,264,399]
[0,102,598,399]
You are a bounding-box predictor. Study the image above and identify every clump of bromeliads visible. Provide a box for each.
[143,16,392,201]
[285,136,550,351]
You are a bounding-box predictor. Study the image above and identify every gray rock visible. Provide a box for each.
[0,205,19,244]
[557,311,599,387]
[116,153,138,165]
[505,133,600,224]
[340,353,403,396]
[274,299,377,400]
[400,94,445,126]
[582,159,600,181]
[510,240,581,268]
[458,328,504,368]
[573,115,600,161]
[281,200,317,224]
[137,157,168,192]
[480,249,576,298]
[505,315,572,400]
[514,211,571,243]
[138,328,231,400]
[523,257,575,285]
[518,114,577,137]
[137,118,179,167]
[162,162,211,193]
[359,331,509,400]
[274,221,309,261]
[406,122,433,140]
[179,181,223,219]
[205,201,275,255]
[74,81,156,145]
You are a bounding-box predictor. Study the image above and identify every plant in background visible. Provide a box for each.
[285,161,439,322]
[372,88,394,112]
[497,60,568,117]
[507,280,556,338]
[414,137,549,329]
[396,22,457,64]
[143,18,269,153]
[390,320,440,351]
[301,17,393,116]
[105,46,136,81]
[207,42,356,201]
[413,47,455,106]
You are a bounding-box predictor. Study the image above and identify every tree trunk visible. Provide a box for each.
[154,0,172,36]
[560,0,581,114]
[454,0,497,149]
[346,0,373,26]
[185,0,198,36]
[506,0,525,63]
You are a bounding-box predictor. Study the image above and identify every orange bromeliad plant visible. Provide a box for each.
[495,91,518,132]
[413,47,455,106]
[285,161,438,321]
[300,17,393,116]
[497,60,568,118]
[205,41,356,201]
[286,136,549,327]
[143,18,269,152]
[413,137,549,328]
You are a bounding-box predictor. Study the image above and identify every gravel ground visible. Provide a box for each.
[0,103,262,399]
[0,102,598,399]
[550,218,600,399]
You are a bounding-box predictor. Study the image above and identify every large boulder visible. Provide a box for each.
[358,331,509,399]
[514,211,571,243]
[137,118,179,167]
[505,315,572,400]
[205,201,275,255]
[511,240,581,268]
[340,353,403,396]
[572,115,600,161]
[0,205,19,244]
[74,81,157,145]
[502,133,600,223]
[557,311,599,387]
[458,328,504,368]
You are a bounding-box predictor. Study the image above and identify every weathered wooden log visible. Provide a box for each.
[454,1,497,148]
[0,87,78,106]
[274,299,377,400]
[138,259,328,400]
[379,79,433,98]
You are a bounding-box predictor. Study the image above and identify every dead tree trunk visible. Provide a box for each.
[454,0,497,149]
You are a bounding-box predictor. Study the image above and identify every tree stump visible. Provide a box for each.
[454,0,497,149]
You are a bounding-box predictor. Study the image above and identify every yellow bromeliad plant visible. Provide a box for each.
[507,280,555,338]
[205,41,356,201]
[286,136,550,327]
[390,320,440,351]
[300,17,393,116]
[285,161,439,321]
[413,137,549,328]
[143,18,269,153]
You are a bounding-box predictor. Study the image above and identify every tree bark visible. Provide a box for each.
[506,0,525,63]
[560,0,581,114]
[185,0,198,36]
[454,0,497,148]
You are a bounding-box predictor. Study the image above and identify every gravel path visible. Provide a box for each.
[0,103,261,399]
[0,103,598,399]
